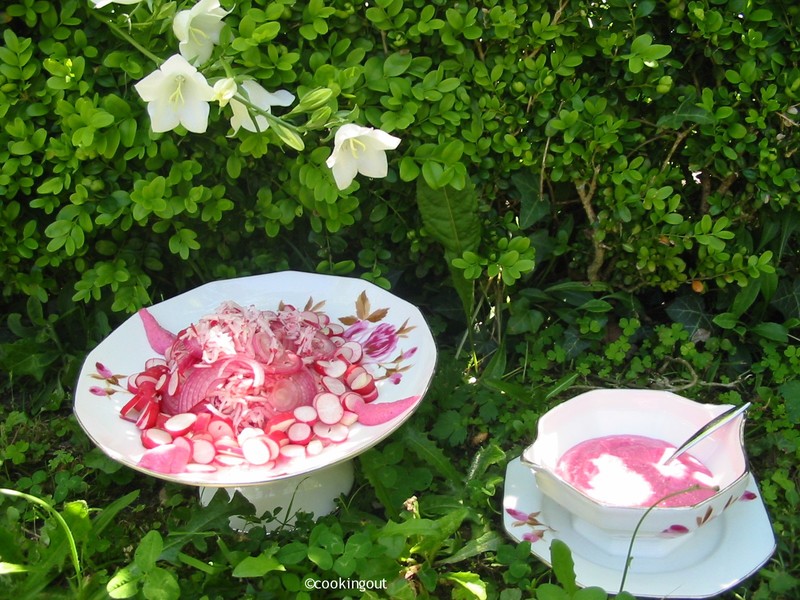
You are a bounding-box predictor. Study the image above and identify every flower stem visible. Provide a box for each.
[617,484,711,594]
[91,11,165,67]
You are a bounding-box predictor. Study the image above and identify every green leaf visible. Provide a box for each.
[442,571,487,600]
[160,490,254,561]
[400,426,464,485]
[134,530,163,572]
[511,171,550,228]
[574,588,608,600]
[771,279,800,320]
[416,178,480,257]
[536,583,570,600]
[712,312,739,330]
[142,566,180,600]
[232,553,286,577]
[550,539,577,594]
[750,322,788,343]
[665,295,713,335]
[657,98,714,129]
[107,565,142,598]
[384,52,413,77]
[436,531,503,565]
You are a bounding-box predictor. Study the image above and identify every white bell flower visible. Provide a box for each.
[134,54,215,133]
[326,125,401,190]
[173,0,229,65]
[229,80,295,134]
[212,78,237,107]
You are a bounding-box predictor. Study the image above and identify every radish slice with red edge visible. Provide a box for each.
[191,438,216,464]
[141,428,173,449]
[207,418,236,440]
[313,423,349,443]
[314,392,344,425]
[286,422,313,445]
[265,412,296,433]
[164,413,197,436]
[293,405,317,424]
[241,436,274,465]
[322,376,347,396]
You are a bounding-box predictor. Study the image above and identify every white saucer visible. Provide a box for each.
[503,457,776,598]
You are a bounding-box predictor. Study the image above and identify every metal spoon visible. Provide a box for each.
[661,402,751,465]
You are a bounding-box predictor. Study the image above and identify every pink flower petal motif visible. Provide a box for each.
[506,507,550,542]
[661,524,690,537]
[401,347,418,360]
[95,362,114,379]
[388,372,403,384]
[740,490,757,502]
[523,530,545,543]
[89,386,111,397]
[506,507,530,521]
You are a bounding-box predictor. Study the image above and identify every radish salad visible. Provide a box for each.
[90,294,419,475]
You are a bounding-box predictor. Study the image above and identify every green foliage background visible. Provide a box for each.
[1,0,799,598]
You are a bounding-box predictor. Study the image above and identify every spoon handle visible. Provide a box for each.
[662,402,751,465]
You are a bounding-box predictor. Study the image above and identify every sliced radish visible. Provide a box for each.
[139,442,191,474]
[265,411,296,433]
[313,423,349,443]
[279,444,307,459]
[293,405,318,424]
[314,392,344,425]
[172,435,193,454]
[341,392,365,412]
[360,387,379,403]
[287,422,313,445]
[192,411,212,433]
[241,436,273,465]
[191,438,216,464]
[214,439,243,457]
[259,435,281,460]
[237,427,265,442]
[339,410,359,427]
[335,341,363,363]
[214,454,245,467]
[327,324,345,335]
[141,428,173,449]
[207,418,236,440]
[306,439,324,456]
[323,359,348,378]
[164,413,198,436]
[321,376,347,396]
[300,310,320,326]
[266,430,289,447]
[135,400,159,430]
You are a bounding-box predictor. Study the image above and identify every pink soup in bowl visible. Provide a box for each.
[522,389,750,556]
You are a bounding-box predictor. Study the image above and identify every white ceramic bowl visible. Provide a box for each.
[522,389,750,555]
